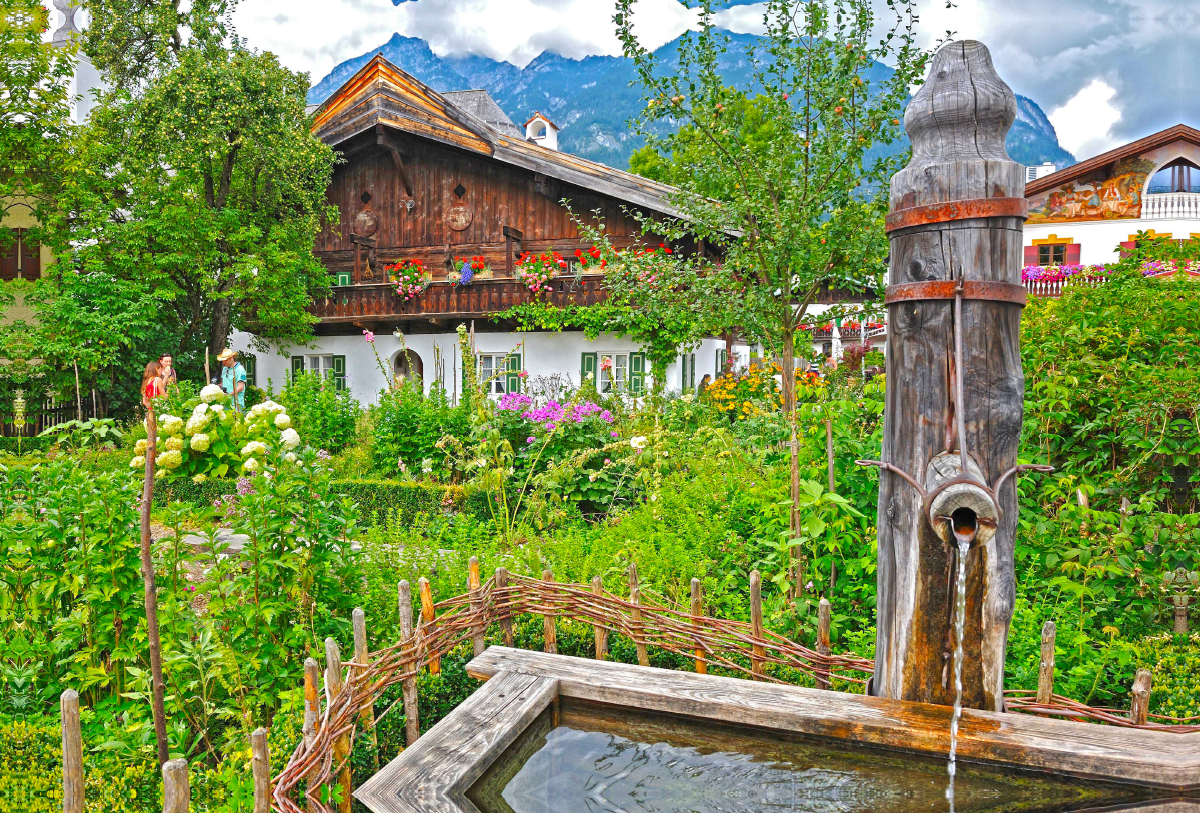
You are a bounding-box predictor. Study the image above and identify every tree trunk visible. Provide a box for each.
[139,405,170,767]
[781,323,803,594]
[209,296,233,356]
[873,41,1026,712]
[73,360,82,422]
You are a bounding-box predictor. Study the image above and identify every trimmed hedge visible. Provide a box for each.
[0,437,53,455]
[155,477,468,527]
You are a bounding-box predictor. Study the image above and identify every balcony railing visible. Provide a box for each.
[1141,192,1200,219]
[311,276,608,322]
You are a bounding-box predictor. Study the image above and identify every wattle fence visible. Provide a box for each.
[272,563,1198,813]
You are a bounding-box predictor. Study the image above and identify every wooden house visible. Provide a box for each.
[234,55,736,402]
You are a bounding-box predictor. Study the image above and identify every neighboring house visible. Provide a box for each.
[1023,124,1200,266]
[232,56,870,402]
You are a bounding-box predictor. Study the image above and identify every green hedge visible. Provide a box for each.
[156,477,466,527]
[0,437,53,455]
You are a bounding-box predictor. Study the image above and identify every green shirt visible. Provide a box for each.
[222,362,247,410]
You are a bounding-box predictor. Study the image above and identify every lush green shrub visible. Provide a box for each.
[0,437,52,455]
[277,371,361,454]
[370,381,468,478]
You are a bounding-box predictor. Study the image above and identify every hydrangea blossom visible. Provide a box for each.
[158,449,183,469]
[159,415,184,435]
[130,455,145,469]
[274,413,292,429]
[192,473,208,484]
[134,439,147,455]
[185,413,209,436]
[190,433,210,452]
[165,436,184,452]
[200,384,225,403]
[280,428,300,450]
[241,440,268,457]
[243,458,259,473]
[192,403,209,417]
[283,452,297,464]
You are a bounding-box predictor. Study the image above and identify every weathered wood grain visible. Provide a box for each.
[398,580,420,746]
[251,728,271,813]
[1131,669,1153,726]
[816,597,832,691]
[467,647,1200,792]
[690,578,706,675]
[541,569,557,655]
[591,575,608,660]
[419,577,440,675]
[749,570,766,679]
[494,568,514,647]
[1037,620,1056,705]
[628,564,649,667]
[61,689,83,813]
[353,608,379,768]
[325,638,353,813]
[876,40,1027,711]
[161,759,190,813]
[468,558,485,657]
[354,670,558,813]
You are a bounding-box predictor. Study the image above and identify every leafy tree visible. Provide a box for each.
[0,0,75,242]
[49,43,337,357]
[613,0,930,576]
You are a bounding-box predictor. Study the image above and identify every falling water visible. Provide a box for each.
[945,535,971,812]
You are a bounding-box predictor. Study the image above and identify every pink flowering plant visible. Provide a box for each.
[514,251,566,293]
[387,259,430,300]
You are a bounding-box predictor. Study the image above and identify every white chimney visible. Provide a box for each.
[524,112,559,151]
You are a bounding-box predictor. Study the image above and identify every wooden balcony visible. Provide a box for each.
[311,275,608,324]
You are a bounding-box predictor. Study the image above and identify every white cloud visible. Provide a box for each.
[1048,78,1122,160]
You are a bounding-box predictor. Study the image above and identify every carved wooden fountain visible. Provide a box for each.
[863,40,1050,712]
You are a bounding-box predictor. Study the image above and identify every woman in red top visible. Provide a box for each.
[142,360,166,408]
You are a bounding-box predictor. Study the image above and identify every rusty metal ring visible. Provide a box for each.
[885,280,1027,307]
[886,197,1028,232]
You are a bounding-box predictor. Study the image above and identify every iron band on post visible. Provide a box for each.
[885,280,1027,307]
[885,197,1028,233]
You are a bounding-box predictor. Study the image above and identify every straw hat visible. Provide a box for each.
[216,348,237,361]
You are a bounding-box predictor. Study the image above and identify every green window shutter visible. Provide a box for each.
[332,355,347,391]
[506,352,522,394]
[687,353,695,389]
[580,352,597,384]
[243,355,257,387]
[336,271,352,286]
[291,356,305,380]
[630,352,646,394]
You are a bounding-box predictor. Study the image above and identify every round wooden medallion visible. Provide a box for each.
[447,203,473,231]
[352,210,379,237]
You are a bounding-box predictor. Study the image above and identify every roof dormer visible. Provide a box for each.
[524,112,559,151]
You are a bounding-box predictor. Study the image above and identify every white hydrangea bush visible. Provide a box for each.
[131,387,303,479]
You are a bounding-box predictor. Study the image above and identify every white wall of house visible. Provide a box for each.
[230,330,736,406]
[1025,216,1200,265]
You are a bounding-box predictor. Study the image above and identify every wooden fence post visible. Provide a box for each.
[302,657,321,813]
[324,638,353,813]
[251,728,271,813]
[352,608,378,769]
[826,417,835,494]
[418,577,439,675]
[398,581,420,746]
[495,567,514,647]
[690,578,706,675]
[1037,620,1056,705]
[541,569,557,654]
[628,563,649,667]
[816,597,832,690]
[591,575,608,660]
[161,759,189,813]
[469,557,486,656]
[1130,669,1152,726]
[61,689,83,813]
[749,570,766,679]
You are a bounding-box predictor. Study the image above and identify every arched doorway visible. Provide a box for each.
[393,350,424,386]
[1147,157,1200,194]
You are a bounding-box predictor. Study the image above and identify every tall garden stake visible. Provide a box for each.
[139,403,170,765]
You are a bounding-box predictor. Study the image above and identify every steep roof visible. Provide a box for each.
[1025,123,1200,196]
[442,90,523,139]
[310,55,683,218]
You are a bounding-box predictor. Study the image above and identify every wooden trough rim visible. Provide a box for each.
[465,648,1200,794]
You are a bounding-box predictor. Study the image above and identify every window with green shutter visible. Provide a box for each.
[630,352,646,394]
[291,356,305,380]
[716,348,728,376]
[680,353,695,390]
[335,271,352,287]
[331,355,347,391]
[505,352,522,393]
[242,354,257,387]
[580,352,597,385]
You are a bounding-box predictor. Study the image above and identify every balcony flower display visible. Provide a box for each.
[386,259,430,300]
[450,255,488,286]
[574,245,607,272]
[515,251,566,293]
[1020,264,1108,283]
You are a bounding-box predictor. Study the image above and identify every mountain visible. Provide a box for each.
[308,34,1075,172]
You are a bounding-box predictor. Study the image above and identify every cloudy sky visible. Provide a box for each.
[231,0,1200,162]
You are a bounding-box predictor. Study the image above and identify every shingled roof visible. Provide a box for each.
[309,55,684,218]
[442,90,524,139]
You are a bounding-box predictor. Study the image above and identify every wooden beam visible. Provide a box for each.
[376,124,414,197]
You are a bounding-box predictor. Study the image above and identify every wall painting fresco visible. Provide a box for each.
[1027,157,1157,224]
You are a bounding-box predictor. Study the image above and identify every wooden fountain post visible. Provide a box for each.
[871,41,1035,711]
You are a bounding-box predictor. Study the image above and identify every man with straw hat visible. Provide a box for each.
[217,348,247,411]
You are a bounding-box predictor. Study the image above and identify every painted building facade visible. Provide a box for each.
[1023,124,1200,266]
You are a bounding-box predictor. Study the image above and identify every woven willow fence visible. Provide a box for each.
[272,562,1198,813]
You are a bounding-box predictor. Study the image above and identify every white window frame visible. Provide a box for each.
[306,354,336,379]
[598,353,628,394]
[478,353,510,395]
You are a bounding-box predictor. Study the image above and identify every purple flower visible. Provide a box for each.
[610,431,619,438]
[363,329,375,343]
[546,423,556,430]
[600,410,613,423]
[527,436,536,444]
[236,477,255,496]
[498,392,533,412]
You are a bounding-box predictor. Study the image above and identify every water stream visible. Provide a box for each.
[946,535,972,812]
